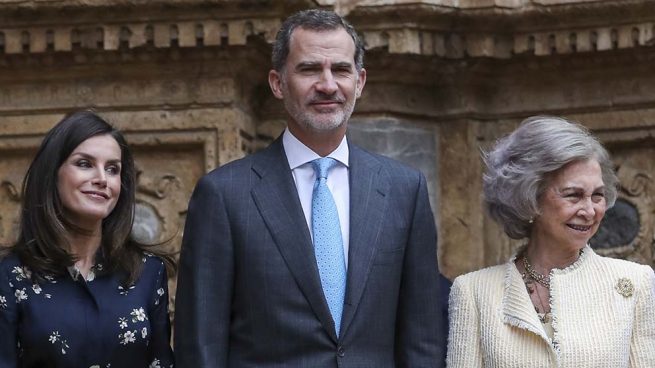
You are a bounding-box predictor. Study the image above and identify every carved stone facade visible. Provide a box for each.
[1,0,655,290]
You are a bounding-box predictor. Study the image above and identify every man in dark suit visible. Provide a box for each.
[175,9,447,367]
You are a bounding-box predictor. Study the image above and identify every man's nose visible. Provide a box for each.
[315,70,338,95]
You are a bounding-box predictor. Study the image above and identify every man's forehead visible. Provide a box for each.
[288,27,356,60]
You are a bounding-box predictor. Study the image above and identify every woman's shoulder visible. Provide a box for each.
[591,253,653,276]
[453,263,507,289]
[0,250,21,272]
[138,252,169,279]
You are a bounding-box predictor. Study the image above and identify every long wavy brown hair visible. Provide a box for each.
[7,110,174,285]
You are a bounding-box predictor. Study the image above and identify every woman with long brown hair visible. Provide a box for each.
[0,111,174,367]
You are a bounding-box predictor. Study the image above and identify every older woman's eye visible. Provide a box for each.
[592,192,605,202]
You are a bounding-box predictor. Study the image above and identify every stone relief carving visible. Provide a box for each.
[590,161,654,265]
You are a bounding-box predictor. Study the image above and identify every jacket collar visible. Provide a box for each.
[501,245,595,356]
[501,250,551,343]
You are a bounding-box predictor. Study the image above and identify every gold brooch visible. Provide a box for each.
[615,278,634,298]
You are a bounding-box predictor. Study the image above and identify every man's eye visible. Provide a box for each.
[299,67,319,74]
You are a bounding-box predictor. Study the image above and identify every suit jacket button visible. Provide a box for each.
[337,346,345,357]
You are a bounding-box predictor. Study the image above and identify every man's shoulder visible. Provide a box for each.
[204,140,282,180]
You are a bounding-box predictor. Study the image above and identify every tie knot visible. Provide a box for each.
[312,157,337,179]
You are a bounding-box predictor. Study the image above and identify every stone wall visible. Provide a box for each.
[1,0,655,289]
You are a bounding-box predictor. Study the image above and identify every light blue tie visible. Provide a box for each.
[311,157,346,336]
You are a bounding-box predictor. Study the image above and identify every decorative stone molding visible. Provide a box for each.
[0,18,280,54]
[358,22,655,57]
[1,0,653,60]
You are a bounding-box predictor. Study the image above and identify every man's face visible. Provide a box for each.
[269,27,366,137]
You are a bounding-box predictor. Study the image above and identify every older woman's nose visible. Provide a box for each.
[577,198,596,219]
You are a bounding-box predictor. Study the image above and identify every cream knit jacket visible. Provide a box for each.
[447,247,655,368]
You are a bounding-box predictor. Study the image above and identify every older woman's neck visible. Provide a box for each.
[526,240,582,274]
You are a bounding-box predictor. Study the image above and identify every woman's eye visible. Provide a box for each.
[106,165,121,175]
[592,192,605,202]
[75,160,91,168]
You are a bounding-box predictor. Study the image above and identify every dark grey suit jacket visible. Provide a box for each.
[174,137,446,367]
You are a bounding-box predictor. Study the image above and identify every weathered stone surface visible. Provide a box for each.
[348,117,439,214]
[2,0,655,285]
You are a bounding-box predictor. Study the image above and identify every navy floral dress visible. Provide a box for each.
[0,252,174,368]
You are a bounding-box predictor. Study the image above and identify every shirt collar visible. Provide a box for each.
[282,128,349,170]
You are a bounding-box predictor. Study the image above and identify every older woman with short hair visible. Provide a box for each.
[447,116,655,367]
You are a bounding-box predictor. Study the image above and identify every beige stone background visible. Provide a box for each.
[2,1,655,318]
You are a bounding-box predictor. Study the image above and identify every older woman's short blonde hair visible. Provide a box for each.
[483,116,619,239]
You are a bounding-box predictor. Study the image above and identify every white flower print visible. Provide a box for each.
[48,331,68,353]
[155,287,165,305]
[131,307,147,322]
[32,284,42,294]
[118,285,135,296]
[49,331,60,344]
[12,266,31,281]
[118,317,128,329]
[149,359,161,368]
[45,294,52,299]
[120,330,137,345]
[44,275,57,283]
[60,339,70,354]
[141,327,148,339]
[0,295,6,309]
[15,288,27,303]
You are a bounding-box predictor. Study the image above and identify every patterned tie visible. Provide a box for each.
[311,157,346,336]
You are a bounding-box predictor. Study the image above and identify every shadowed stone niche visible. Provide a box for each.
[590,198,640,250]
[347,117,438,212]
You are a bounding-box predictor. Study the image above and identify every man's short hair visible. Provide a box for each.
[272,9,365,72]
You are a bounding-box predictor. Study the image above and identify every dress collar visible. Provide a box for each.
[66,249,106,282]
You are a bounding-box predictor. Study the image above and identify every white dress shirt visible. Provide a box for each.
[282,128,350,268]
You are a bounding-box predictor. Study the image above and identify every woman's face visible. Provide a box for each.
[57,134,122,230]
[532,159,607,252]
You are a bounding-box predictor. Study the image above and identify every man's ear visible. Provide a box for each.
[355,68,367,99]
[268,69,284,99]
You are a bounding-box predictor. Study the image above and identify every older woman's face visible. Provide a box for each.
[533,159,606,252]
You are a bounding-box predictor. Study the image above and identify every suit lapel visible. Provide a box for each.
[250,139,338,342]
[339,144,389,338]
